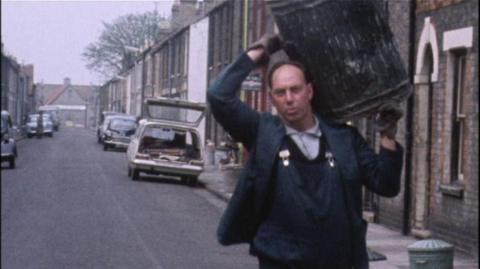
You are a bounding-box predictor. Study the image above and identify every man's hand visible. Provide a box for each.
[247,34,283,65]
[375,102,403,140]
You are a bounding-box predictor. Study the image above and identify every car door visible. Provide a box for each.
[144,98,206,127]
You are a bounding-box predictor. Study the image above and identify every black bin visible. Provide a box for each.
[267,0,412,122]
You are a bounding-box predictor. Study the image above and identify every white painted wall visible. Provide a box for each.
[188,16,209,146]
[125,71,132,115]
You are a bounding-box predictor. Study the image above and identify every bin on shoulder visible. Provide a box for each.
[407,239,454,269]
[267,0,412,123]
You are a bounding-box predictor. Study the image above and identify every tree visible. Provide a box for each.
[82,11,169,79]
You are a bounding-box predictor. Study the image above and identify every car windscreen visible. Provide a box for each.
[109,119,137,131]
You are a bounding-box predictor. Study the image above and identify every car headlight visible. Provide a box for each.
[104,130,112,137]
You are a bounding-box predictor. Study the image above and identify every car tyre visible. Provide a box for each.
[103,143,108,151]
[132,169,139,181]
[48,133,53,138]
[182,176,197,186]
[127,166,132,177]
[27,134,32,139]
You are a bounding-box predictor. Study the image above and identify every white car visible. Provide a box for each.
[126,98,206,185]
[25,113,54,138]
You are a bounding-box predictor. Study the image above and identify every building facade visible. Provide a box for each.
[98,0,478,256]
[36,78,98,128]
[1,46,35,126]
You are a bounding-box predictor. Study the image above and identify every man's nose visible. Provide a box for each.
[285,90,294,102]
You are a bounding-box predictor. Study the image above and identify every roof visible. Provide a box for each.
[39,83,98,105]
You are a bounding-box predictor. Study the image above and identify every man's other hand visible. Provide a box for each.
[375,102,403,140]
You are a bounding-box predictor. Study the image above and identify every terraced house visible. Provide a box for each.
[98,0,478,257]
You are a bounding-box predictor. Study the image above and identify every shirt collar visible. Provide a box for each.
[284,116,322,137]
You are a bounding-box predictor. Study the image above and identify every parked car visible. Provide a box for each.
[98,113,137,144]
[25,113,54,138]
[126,98,206,185]
[97,111,121,143]
[38,105,60,131]
[103,116,138,151]
[1,111,17,169]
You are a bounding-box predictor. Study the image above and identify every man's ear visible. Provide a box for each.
[306,83,314,100]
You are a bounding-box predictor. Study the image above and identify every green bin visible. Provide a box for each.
[407,239,454,269]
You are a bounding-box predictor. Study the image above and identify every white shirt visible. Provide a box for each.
[284,116,322,160]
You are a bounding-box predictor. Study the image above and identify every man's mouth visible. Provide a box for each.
[286,108,297,115]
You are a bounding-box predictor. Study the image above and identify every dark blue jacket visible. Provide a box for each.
[207,52,404,269]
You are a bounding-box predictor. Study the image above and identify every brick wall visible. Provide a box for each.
[416,0,478,256]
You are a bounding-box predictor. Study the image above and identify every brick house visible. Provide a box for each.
[367,0,478,257]
[36,77,99,127]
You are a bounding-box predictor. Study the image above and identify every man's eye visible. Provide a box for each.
[273,90,285,96]
[291,87,302,93]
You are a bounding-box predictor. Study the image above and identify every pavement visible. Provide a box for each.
[198,164,479,269]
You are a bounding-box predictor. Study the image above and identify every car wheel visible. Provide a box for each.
[182,176,197,186]
[27,134,32,139]
[9,158,15,169]
[48,133,53,138]
[190,176,198,186]
[127,166,132,177]
[103,144,108,151]
[132,169,139,181]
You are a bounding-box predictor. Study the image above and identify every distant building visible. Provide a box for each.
[35,77,99,127]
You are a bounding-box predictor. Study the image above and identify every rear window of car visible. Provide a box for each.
[110,119,137,130]
[143,127,177,141]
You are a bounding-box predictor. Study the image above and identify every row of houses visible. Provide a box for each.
[1,43,35,126]
[2,44,99,129]
[97,0,478,257]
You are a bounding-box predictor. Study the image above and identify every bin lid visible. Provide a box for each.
[407,239,454,252]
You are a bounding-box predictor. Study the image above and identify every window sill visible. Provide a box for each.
[439,183,464,198]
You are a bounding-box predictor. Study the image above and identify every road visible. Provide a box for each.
[1,128,257,269]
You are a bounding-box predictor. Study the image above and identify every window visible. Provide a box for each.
[450,49,466,182]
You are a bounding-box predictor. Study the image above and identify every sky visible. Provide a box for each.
[1,0,174,85]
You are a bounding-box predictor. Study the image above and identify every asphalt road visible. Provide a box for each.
[1,128,257,269]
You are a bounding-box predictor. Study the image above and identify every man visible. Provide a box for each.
[207,35,404,269]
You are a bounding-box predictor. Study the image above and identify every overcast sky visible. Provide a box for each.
[1,0,174,85]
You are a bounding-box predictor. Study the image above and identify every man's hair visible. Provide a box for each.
[267,60,312,89]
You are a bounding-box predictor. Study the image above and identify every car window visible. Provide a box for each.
[144,127,176,141]
[110,119,137,131]
[141,127,186,149]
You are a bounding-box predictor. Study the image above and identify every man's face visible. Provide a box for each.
[269,64,314,130]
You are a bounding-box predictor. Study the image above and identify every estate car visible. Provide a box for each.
[126,98,206,185]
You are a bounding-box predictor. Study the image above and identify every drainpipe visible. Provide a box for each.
[237,0,249,165]
[403,0,416,235]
